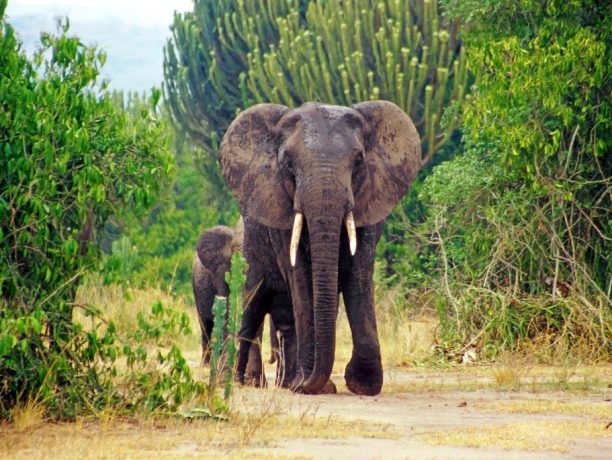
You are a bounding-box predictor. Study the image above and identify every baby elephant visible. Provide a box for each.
[191,221,279,385]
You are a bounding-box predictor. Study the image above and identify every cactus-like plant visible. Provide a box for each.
[163,1,296,155]
[245,0,468,163]
[165,0,466,165]
[223,252,247,399]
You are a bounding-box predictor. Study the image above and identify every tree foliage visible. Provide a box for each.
[413,0,611,358]
[0,4,203,419]
[164,0,467,164]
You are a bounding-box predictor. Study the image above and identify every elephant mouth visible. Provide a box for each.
[289,211,356,267]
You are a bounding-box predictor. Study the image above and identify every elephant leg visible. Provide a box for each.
[340,224,384,396]
[268,316,280,364]
[276,234,336,393]
[192,256,216,365]
[236,281,268,387]
[201,319,214,364]
[269,292,296,388]
[266,227,315,390]
[245,322,266,388]
[287,263,316,390]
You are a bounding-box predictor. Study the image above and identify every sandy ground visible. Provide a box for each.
[2,310,611,460]
[2,363,611,459]
[231,366,612,460]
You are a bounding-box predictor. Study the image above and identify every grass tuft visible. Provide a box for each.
[11,398,45,432]
[75,276,198,349]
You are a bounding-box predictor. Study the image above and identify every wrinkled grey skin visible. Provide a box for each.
[220,101,421,395]
[192,219,280,386]
[234,246,297,388]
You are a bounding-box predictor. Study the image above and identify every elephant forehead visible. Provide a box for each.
[297,105,363,152]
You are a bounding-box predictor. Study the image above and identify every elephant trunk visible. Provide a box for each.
[298,166,346,393]
[301,214,342,394]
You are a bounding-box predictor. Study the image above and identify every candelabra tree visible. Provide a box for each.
[163,0,298,156]
[245,0,468,163]
[165,0,467,164]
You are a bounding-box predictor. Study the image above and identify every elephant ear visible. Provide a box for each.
[353,101,422,226]
[219,104,293,229]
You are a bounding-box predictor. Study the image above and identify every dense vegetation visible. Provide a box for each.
[103,92,238,294]
[425,0,610,357]
[165,0,468,162]
[1,0,609,422]
[0,4,204,419]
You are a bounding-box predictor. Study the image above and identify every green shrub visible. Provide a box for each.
[0,5,206,419]
[409,0,611,359]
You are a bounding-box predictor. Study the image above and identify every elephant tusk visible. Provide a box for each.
[289,212,303,267]
[345,211,357,256]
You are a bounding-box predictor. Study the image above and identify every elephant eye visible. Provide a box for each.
[279,148,294,173]
[284,154,294,172]
[354,151,365,167]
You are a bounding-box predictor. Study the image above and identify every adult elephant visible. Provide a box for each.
[220,101,421,395]
[191,219,280,385]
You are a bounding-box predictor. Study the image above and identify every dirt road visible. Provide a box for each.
[233,366,612,459]
[2,365,611,459]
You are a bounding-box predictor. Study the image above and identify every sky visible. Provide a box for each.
[5,0,193,92]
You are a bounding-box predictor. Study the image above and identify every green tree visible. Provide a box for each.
[165,0,467,164]
[415,0,611,357]
[0,3,194,418]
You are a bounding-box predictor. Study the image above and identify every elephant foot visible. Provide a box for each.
[292,378,337,395]
[244,372,267,388]
[345,358,383,396]
[268,349,279,364]
[321,379,337,394]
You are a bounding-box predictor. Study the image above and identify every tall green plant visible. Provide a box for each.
[208,252,247,400]
[224,252,246,399]
[0,5,190,418]
[413,0,611,358]
[165,0,467,164]
[246,0,468,162]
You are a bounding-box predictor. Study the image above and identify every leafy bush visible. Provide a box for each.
[101,93,239,294]
[409,0,611,359]
[0,5,205,419]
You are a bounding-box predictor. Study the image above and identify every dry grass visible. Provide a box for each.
[0,397,395,460]
[383,364,612,394]
[331,297,437,376]
[10,399,45,432]
[418,421,609,453]
[483,399,612,420]
[25,283,607,458]
[75,278,199,350]
[490,352,532,387]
